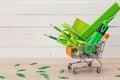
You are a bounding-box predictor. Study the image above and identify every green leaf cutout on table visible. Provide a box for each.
[40,73,49,80]
[38,66,51,70]
[0,76,5,79]
[17,69,26,72]
[16,73,25,78]
[60,69,64,73]
[118,68,120,70]
[59,76,69,79]
[115,74,120,77]
[36,70,46,73]
[14,64,20,67]
[30,62,37,65]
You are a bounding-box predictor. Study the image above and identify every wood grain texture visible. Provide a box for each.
[0,1,119,15]
[0,0,119,57]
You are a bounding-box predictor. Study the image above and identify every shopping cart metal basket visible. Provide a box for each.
[66,34,109,74]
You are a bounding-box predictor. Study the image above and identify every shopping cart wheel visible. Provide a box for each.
[88,62,92,67]
[73,68,78,74]
[68,63,72,70]
[96,67,101,73]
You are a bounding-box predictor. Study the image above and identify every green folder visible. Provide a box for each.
[72,18,89,35]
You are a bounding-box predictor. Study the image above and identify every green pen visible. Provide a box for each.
[50,24,62,32]
[44,34,57,40]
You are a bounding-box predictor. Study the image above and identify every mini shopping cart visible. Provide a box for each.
[45,2,119,74]
[66,34,109,74]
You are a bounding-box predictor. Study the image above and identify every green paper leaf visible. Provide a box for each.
[0,76,5,79]
[115,74,120,77]
[14,64,20,67]
[59,76,69,79]
[16,73,25,78]
[17,69,26,72]
[30,62,37,65]
[118,68,120,70]
[38,66,51,70]
[40,74,49,80]
[36,70,46,73]
[60,69,64,73]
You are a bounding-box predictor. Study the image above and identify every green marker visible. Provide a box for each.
[84,21,108,55]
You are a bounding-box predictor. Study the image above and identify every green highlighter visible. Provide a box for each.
[84,21,109,55]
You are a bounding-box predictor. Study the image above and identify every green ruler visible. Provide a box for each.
[81,2,120,40]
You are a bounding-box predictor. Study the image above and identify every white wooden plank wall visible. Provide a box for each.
[0,0,119,58]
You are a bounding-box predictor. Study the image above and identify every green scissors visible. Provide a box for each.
[57,29,78,47]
